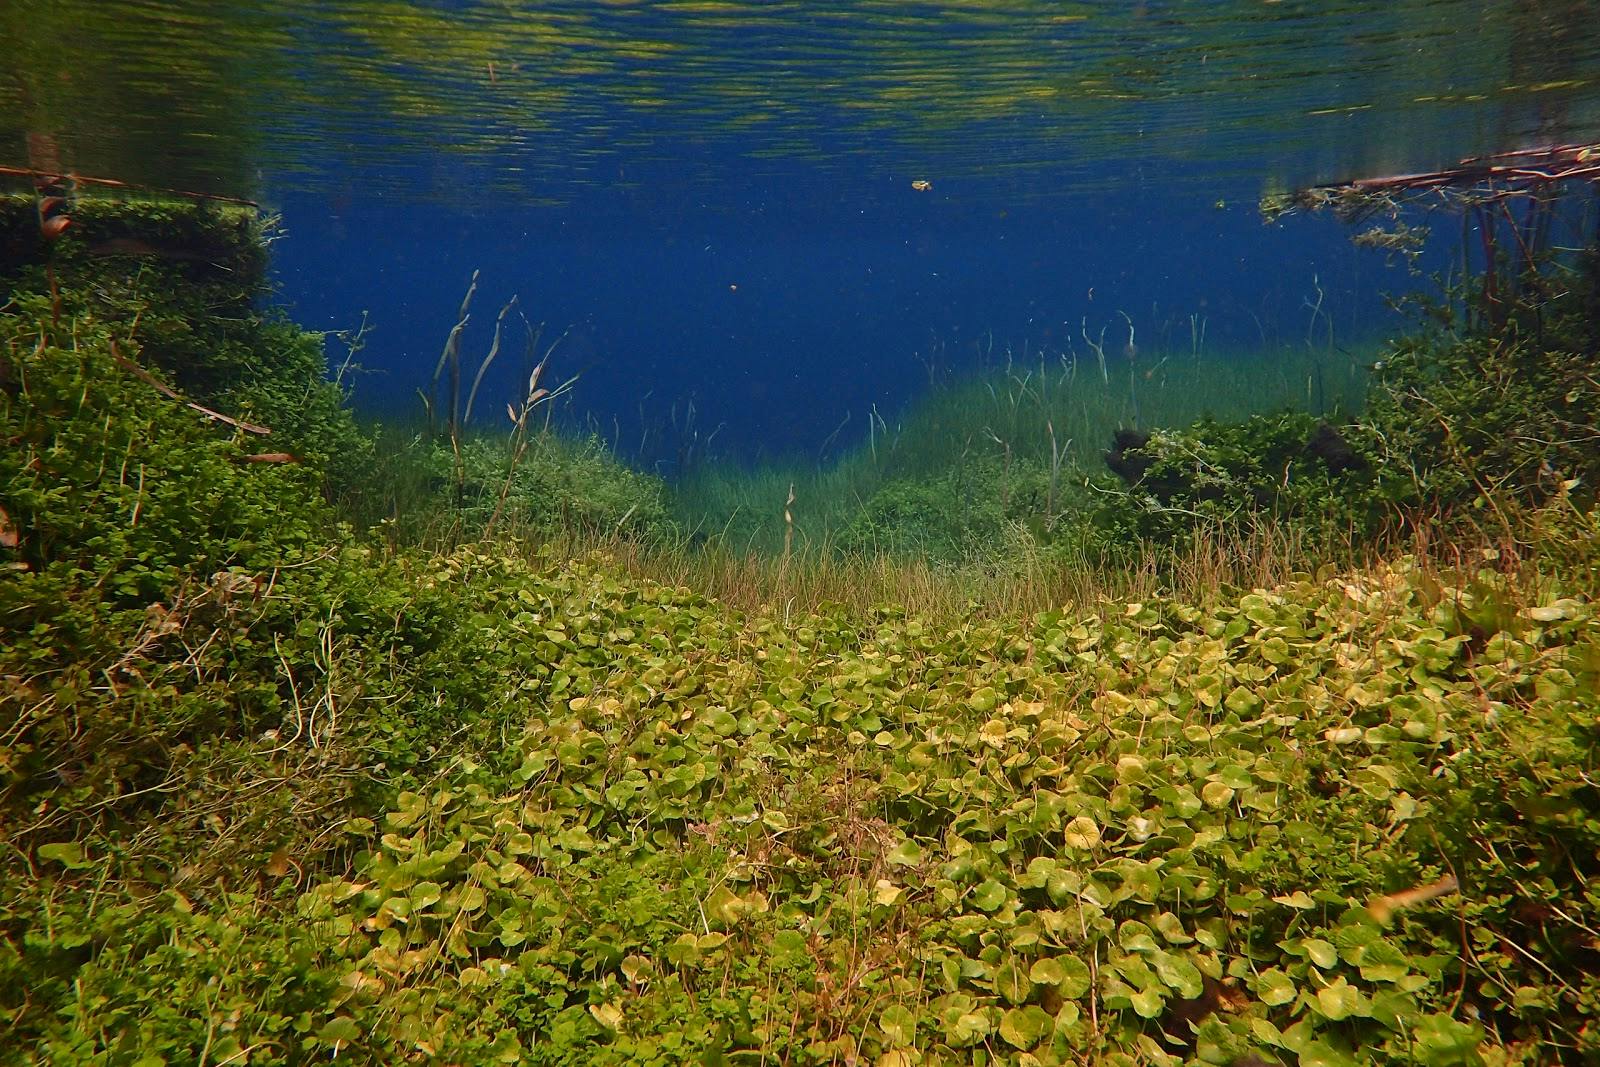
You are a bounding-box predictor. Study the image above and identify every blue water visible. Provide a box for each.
[269,181,1388,464]
[6,0,1599,466]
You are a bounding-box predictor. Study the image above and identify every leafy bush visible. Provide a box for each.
[1069,246,1600,561]
[1361,250,1600,513]
[1086,413,1385,551]
[1,208,506,1057]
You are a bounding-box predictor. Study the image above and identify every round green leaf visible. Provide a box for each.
[1057,954,1092,998]
[972,879,1008,912]
[1257,968,1296,1006]
[946,1011,990,1046]
[999,1005,1054,1049]
[37,842,91,870]
[1355,941,1410,983]
[886,839,924,867]
[316,1017,361,1045]
[1413,1013,1486,1064]
[1304,938,1338,969]
[1129,985,1166,1018]
[879,1004,918,1045]
[1151,951,1204,998]
[1063,815,1102,849]
[1154,911,1193,943]
[1029,957,1066,986]
[1315,976,1362,1021]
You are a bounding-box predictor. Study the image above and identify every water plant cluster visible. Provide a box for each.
[3,193,1600,1066]
[666,343,1373,567]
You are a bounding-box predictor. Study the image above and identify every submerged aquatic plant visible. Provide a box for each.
[486,334,579,537]
[7,184,1600,1067]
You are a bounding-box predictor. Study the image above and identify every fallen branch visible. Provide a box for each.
[109,340,272,435]
[1367,873,1461,924]
[0,163,258,207]
[1265,141,1600,331]
[1265,142,1600,221]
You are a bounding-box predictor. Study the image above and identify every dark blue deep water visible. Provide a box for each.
[6,0,1600,464]
[268,185,1387,462]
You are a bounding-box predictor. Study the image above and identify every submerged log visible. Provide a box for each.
[1264,142,1600,220]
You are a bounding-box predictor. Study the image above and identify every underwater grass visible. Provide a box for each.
[526,516,1323,624]
[342,413,676,554]
[479,479,1600,628]
[348,333,1386,624]
[671,341,1374,557]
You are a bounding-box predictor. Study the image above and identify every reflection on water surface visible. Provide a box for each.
[3,0,1599,208]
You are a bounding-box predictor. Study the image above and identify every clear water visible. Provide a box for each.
[5,0,1599,464]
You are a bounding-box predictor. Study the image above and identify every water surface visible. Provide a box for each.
[5,0,1598,458]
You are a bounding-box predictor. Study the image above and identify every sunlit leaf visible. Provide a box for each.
[999,1005,1054,1048]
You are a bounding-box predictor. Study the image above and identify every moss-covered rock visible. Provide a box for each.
[1,192,371,488]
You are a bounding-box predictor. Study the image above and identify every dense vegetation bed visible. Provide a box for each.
[3,193,1599,1066]
[287,546,1598,1066]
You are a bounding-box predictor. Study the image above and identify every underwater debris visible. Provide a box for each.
[109,340,272,436]
[0,163,258,207]
[1103,426,1153,485]
[38,212,70,241]
[1262,140,1600,222]
[87,236,231,266]
[1305,420,1362,473]
[1267,140,1600,336]
[1367,874,1461,925]
[30,167,74,243]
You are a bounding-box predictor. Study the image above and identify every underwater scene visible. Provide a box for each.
[3,1,1600,1064]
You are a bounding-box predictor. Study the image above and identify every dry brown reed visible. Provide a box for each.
[497,500,1594,629]
[500,515,1345,625]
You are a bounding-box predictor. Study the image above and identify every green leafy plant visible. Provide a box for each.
[1,193,372,489]
[6,192,1600,1067]
[1361,248,1600,516]
[1086,412,1385,552]
[392,431,676,544]
[837,456,1055,561]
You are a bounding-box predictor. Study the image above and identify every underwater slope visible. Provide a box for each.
[4,197,1600,1065]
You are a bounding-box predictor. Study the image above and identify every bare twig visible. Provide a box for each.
[109,340,271,435]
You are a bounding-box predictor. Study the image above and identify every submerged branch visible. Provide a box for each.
[1264,142,1600,222]
[109,340,271,435]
